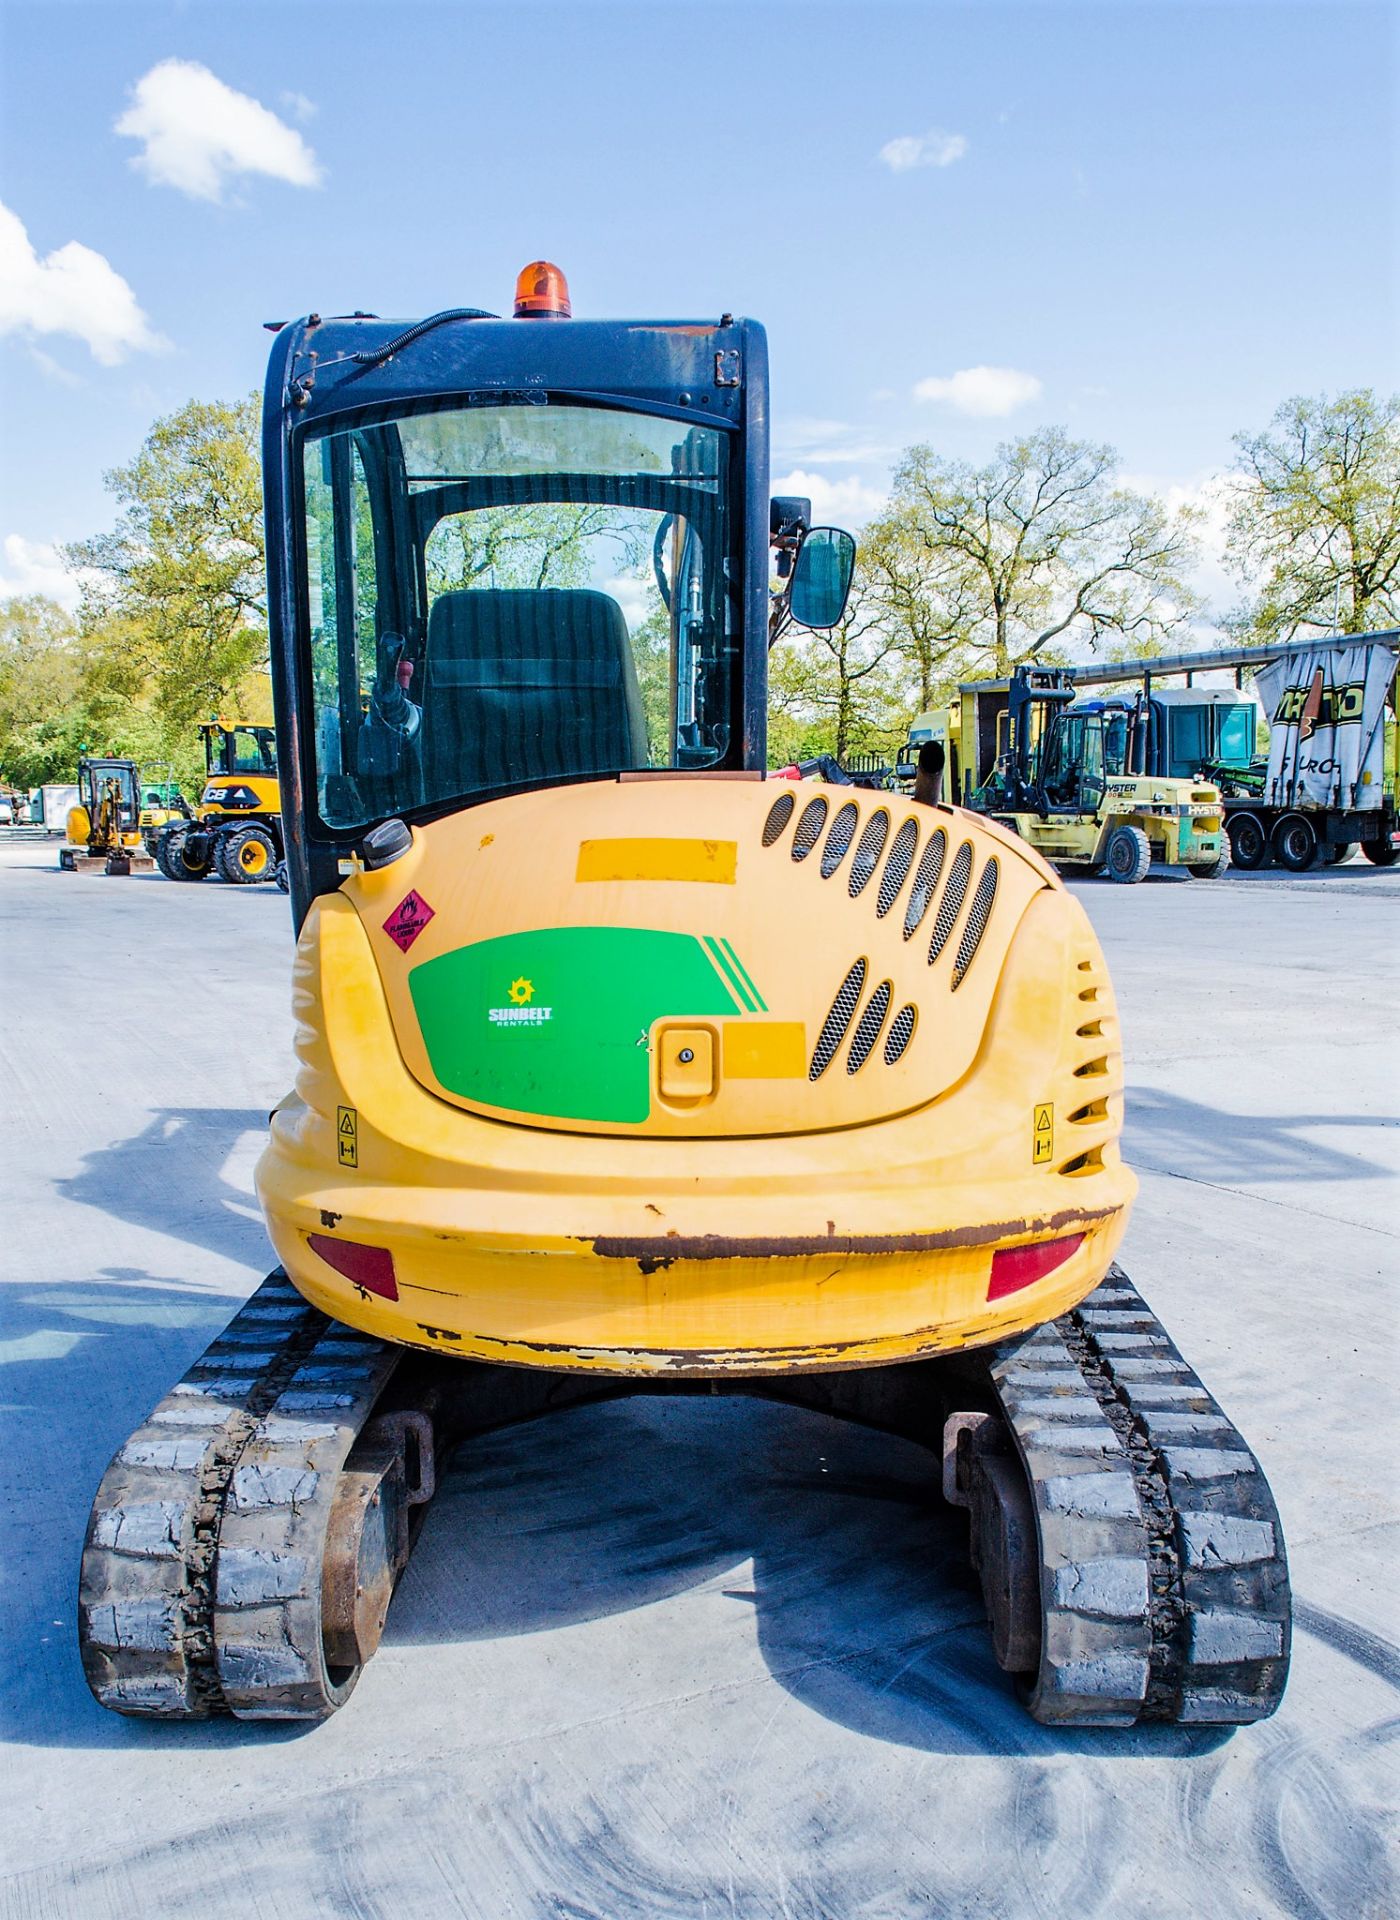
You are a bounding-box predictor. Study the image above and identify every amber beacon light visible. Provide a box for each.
[513,260,572,319]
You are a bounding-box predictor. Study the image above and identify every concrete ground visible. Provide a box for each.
[1,836,1396,1920]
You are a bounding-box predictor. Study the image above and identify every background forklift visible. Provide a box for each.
[909,666,1230,881]
[153,720,285,886]
[1055,632,1400,872]
[58,757,162,874]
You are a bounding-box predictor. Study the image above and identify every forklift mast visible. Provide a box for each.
[998,666,1078,811]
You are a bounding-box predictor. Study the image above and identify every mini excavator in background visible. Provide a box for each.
[58,757,160,874]
[80,267,1290,1727]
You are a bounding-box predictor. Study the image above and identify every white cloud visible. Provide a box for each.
[772,469,889,530]
[279,90,317,124]
[878,129,968,173]
[0,201,163,365]
[116,60,323,202]
[600,575,654,632]
[774,416,899,466]
[913,365,1042,417]
[0,534,81,609]
[28,346,82,388]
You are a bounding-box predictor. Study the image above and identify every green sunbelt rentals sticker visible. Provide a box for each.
[409,926,752,1123]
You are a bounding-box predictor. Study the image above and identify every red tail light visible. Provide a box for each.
[307,1233,398,1301]
[987,1233,1084,1301]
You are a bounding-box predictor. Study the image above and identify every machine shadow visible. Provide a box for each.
[1125,1084,1395,1187]
[384,1392,1231,1762]
[58,1106,277,1271]
[0,1273,280,1753]
[9,1358,1225,1759]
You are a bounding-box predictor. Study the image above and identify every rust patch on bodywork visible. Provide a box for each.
[396,1320,1070,1378]
[584,1208,1115,1274]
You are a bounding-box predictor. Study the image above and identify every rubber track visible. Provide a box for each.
[79,1270,402,1720]
[989,1262,1290,1725]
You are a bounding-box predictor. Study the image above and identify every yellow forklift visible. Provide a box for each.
[153,721,285,887]
[81,265,1288,1727]
[908,667,1231,881]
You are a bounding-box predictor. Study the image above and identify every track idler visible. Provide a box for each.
[943,1412,1040,1675]
[321,1411,436,1671]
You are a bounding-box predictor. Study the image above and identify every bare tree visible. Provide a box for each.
[1226,388,1400,641]
[872,427,1200,675]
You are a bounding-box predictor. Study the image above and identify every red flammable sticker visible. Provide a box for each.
[382,889,435,953]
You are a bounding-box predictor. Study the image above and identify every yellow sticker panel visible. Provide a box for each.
[722,1021,807,1079]
[1033,1102,1054,1164]
[337,1104,358,1168]
[576,838,738,885]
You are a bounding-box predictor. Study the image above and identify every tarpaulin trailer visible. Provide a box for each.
[1066,632,1400,871]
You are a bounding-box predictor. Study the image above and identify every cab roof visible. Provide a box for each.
[263,312,759,431]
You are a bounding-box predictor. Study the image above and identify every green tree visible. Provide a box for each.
[0,595,86,787]
[859,515,982,711]
[870,428,1200,677]
[1226,389,1400,641]
[66,393,267,734]
[0,595,188,788]
[769,585,908,766]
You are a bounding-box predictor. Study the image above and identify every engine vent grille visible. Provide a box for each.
[809,958,867,1080]
[884,1004,917,1065]
[928,841,973,964]
[762,792,795,846]
[847,980,892,1074]
[792,797,828,861]
[950,858,998,989]
[903,829,947,939]
[820,802,859,877]
[849,809,890,897]
[876,818,919,918]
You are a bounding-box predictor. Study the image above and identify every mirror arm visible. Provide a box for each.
[769,587,794,648]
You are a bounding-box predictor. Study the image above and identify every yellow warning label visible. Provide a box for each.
[337,1105,358,1168]
[1033,1102,1054,1164]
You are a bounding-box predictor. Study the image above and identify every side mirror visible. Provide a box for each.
[789,527,856,630]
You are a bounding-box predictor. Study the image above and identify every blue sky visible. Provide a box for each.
[1,0,1395,615]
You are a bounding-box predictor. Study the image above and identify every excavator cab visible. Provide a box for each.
[79,271,1288,1730]
[264,295,852,915]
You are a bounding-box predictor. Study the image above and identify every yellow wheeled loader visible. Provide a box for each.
[153,721,286,887]
[80,265,1289,1727]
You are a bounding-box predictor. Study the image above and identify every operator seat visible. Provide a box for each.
[421,587,649,793]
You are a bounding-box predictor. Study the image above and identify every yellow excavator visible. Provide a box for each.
[80,266,1290,1727]
[58,757,163,874]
